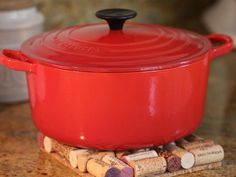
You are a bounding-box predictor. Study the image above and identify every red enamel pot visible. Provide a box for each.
[0,9,233,150]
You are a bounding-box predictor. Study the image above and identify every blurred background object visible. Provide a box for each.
[0,0,44,103]
[38,0,216,32]
[203,0,236,48]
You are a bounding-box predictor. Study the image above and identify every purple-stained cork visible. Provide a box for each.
[165,155,181,172]
[105,167,121,177]
[120,167,133,177]
[87,158,121,177]
[102,155,133,177]
[155,147,181,172]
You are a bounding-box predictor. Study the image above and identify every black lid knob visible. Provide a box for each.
[96,8,137,30]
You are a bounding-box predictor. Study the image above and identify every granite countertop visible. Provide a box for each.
[0,51,236,177]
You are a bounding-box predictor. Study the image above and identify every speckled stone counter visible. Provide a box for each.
[0,55,236,176]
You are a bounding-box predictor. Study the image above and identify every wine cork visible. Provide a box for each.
[164,143,195,169]
[69,149,91,168]
[102,155,133,177]
[43,136,54,153]
[87,158,121,177]
[184,134,204,142]
[122,150,158,163]
[129,156,167,177]
[43,136,77,160]
[36,132,44,148]
[132,148,151,153]
[183,135,215,149]
[116,151,130,159]
[155,148,181,172]
[189,144,224,166]
[176,139,215,150]
[77,151,115,172]
[184,134,214,144]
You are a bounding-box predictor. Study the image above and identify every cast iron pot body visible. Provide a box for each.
[0,9,233,150]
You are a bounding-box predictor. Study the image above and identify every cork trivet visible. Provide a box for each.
[39,134,224,177]
[41,146,222,177]
[77,151,115,172]
[102,155,133,177]
[129,156,167,177]
[164,143,195,169]
[155,148,181,172]
[122,150,158,163]
[146,161,222,177]
[87,159,121,177]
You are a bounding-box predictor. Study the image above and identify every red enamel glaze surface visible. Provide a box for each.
[0,28,233,149]
[21,23,211,72]
[25,54,209,150]
[207,34,234,59]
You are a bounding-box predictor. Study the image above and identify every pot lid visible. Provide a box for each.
[21,8,211,72]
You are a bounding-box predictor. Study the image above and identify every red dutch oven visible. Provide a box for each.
[0,9,233,150]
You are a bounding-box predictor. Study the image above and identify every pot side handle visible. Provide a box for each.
[207,34,233,60]
[0,49,35,73]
